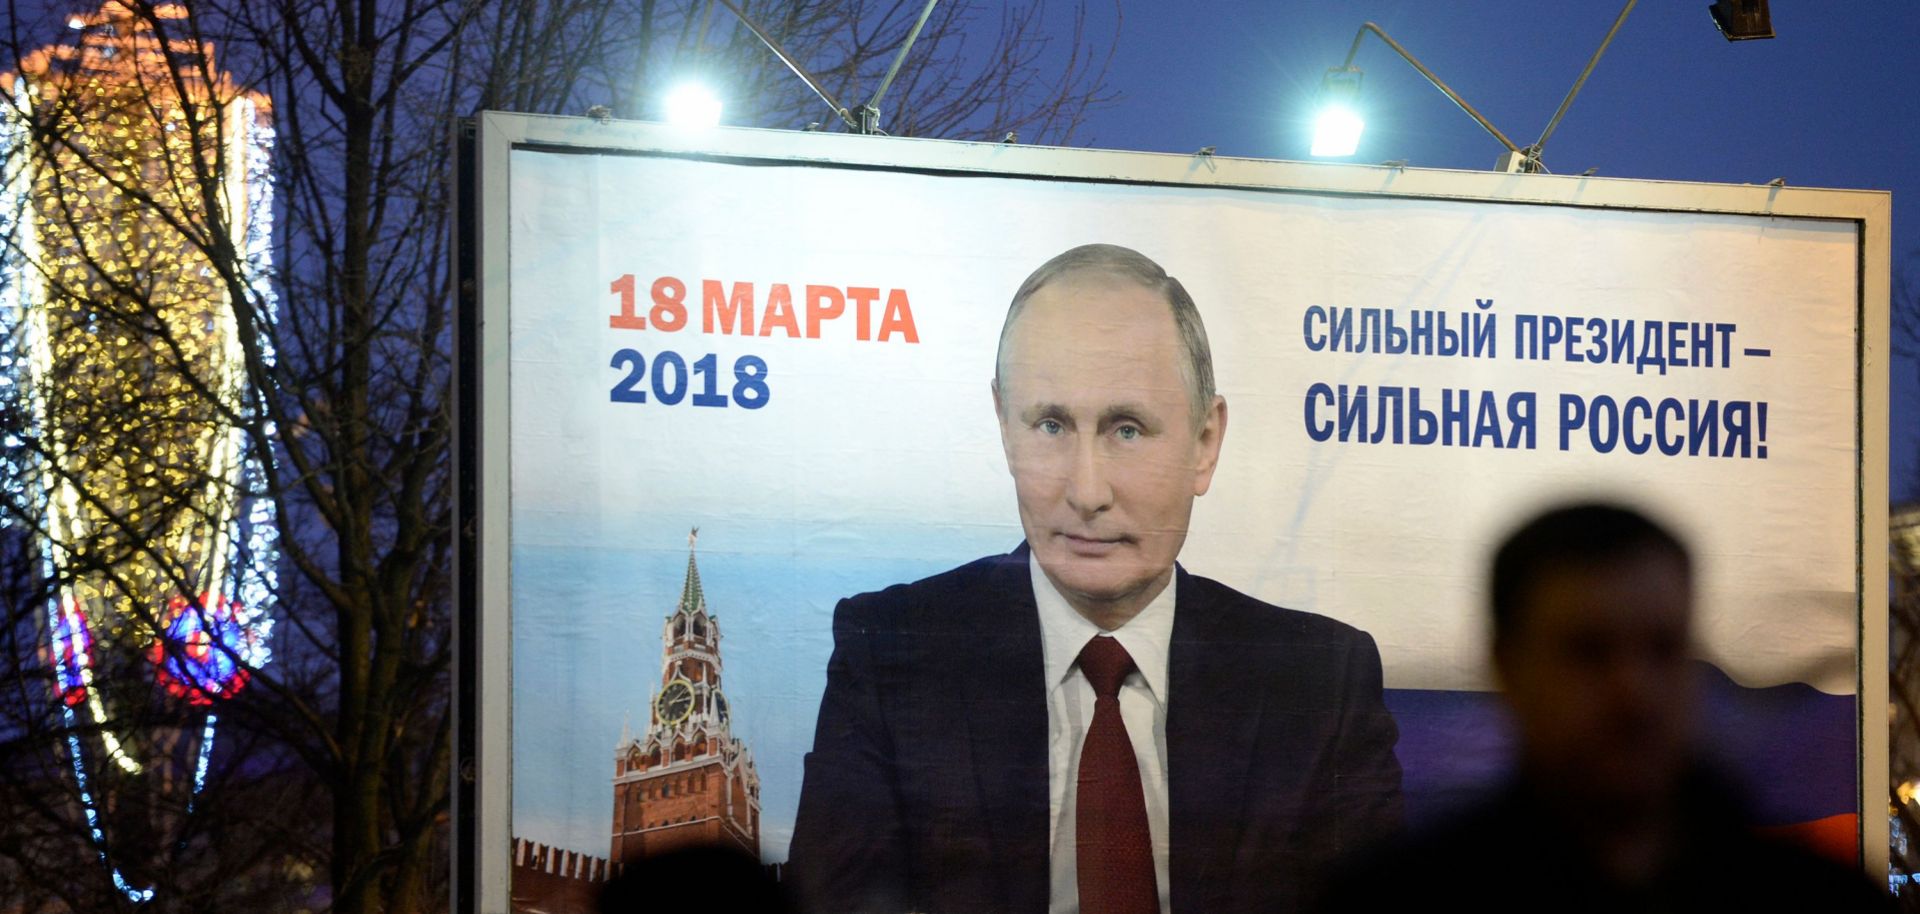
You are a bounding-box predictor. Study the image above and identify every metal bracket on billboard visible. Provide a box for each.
[1332,23,1523,168]
[1334,0,1637,174]
[858,0,943,135]
[713,0,858,131]
[715,0,940,136]
[1529,0,1638,173]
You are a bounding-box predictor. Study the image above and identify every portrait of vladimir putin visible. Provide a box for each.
[789,244,1402,914]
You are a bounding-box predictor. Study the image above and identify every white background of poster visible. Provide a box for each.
[471,113,1890,903]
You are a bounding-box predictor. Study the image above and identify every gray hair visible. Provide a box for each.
[993,244,1216,427]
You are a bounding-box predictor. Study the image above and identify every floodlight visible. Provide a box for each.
[1314,24,1526,169]
[1310,67,1365,157]
[1317,2,1769,174]
[1708,0,1774,40]
[663,82,723,129]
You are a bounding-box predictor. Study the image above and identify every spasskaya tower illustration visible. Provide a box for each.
[609,530,761,862]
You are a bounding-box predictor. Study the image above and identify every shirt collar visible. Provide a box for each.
[1030,553,1175,705]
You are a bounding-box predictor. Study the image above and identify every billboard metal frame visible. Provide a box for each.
[457,109,1891,911]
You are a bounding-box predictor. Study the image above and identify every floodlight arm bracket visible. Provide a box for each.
[714,0,860,132]
[1532,0,1637,161]
[1340,22,1523,156]
[860,0,942,134]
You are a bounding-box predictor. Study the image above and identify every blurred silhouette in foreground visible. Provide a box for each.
[598,845,793,914]
[1319,502,1891,912]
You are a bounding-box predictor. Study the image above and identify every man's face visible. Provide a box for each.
[994,272,1226,625]
[1495,550,1695,809]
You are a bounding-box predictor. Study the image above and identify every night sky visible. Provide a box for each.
[1060,1,1918,500]
[14,1,1905,492]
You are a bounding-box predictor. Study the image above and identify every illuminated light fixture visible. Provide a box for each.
[1310,67,1365,157]
[1310,21,1527,170]
[663,81,723,129]
[1708,0,1774,40]
[149,594,265,705]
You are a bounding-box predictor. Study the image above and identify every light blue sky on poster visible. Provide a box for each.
[510,517,1019,863]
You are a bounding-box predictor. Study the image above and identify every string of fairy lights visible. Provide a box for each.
[0,3,276,902]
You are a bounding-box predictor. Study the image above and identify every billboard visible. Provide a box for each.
[461,111,1890,912]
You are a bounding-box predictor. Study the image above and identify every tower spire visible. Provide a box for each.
[679,526,707,616]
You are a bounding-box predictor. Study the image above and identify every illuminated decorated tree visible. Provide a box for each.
[0,0,1112,910]
[1893,256,1920,907]
[0,1,276,903]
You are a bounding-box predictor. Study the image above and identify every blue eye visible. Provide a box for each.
[1115,424,1141,441]
[1038,418,1064,435]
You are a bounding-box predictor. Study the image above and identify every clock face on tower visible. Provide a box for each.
[656,678,694,726]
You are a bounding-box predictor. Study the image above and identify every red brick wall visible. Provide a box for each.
[510,838,617,914]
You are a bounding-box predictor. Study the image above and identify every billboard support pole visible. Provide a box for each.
[1531,0,1639,170]
[858,0,942,135]
[713,0,859,132]
[1336,23,1523,161]
[1338,0,1638,174]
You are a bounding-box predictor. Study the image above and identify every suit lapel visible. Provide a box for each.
[958,546,1050,913]
[1166,567,1263,913]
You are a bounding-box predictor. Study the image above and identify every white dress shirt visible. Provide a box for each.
[1031,556,1175,914]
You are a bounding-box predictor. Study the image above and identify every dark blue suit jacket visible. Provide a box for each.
[788,547,1402,914]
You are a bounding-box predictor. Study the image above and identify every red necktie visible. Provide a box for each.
[1075,635,1157,914]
